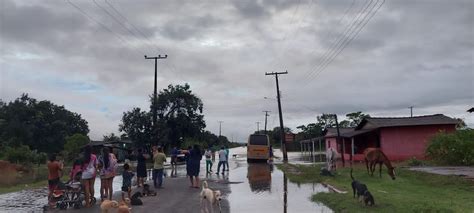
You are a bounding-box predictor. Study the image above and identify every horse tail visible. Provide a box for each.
[350,168,355,181]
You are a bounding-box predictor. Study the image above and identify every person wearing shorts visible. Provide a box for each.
[47,154,63,207]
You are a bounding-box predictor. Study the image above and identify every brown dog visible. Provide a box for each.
[117,198,132,213]
[100,199,119,213]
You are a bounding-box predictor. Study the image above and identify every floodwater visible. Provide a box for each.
[0,147,333,213]
[226,147,332,213]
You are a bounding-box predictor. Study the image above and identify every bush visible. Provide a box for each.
[407,157,424,166]
[426,130,474,166]
[0,145,47,165]
[63,133,89,161]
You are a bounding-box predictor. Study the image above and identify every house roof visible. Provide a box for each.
[323,127,354,137]
[355,114,458,130]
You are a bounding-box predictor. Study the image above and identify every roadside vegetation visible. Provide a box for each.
[426,129,474,166]
[277,163,474,212]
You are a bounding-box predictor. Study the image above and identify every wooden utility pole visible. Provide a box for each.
[145,54,167,143]
[334,114,345,167]
[263,110,271,134]
[409,106,414,117]
[265,71,288,162]
[218,121,223,137]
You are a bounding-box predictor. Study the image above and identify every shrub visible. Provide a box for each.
[0,145,47,165]
[63,133,89,161]
[426,130,474,166]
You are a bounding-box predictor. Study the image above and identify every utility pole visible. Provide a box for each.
[256,122,260,132]
[218,121,223,137]
[409,106,414,117]
[145,54,167,136]
[263,110,271,134]
[334,114,345,167]
[265,71,288,162]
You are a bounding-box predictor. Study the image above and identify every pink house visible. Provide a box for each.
[324,114,458,161]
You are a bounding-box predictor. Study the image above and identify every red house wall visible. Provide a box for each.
[380,125,456,161]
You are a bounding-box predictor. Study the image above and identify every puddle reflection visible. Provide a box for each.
[247,163,272,193]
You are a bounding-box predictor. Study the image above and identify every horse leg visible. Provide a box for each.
[379,163,382,178]
[368,161,374,176]
[365,159,370,175]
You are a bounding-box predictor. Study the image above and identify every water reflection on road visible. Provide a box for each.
[227,147,332,213]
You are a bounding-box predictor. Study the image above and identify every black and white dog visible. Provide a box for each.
[350,168,375,206]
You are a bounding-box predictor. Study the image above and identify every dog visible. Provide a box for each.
[350,168,375,206]
[200,180,222,213]
[232,154,237,158]
[100,199,119,213]
[117,198,132,213]
[320,167,334,177]
[142,184,157,196]
[131,191,143,206]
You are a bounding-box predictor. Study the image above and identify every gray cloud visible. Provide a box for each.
[1,0,472,141]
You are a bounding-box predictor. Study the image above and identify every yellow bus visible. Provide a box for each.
[247,134,270,162]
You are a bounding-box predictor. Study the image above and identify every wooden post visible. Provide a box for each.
[312,139,315,163]
[351,137,355,166]
[319,138,322,162]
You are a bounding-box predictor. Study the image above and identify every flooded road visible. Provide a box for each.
[226,147,331,213]
[0,147,332,213]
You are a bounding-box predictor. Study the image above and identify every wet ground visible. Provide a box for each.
[0,147,333,213]
[409,166,474,180]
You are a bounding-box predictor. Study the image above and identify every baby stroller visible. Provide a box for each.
[49,173,96,210]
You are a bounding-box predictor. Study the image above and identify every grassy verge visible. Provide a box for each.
[0,165,71,195]
[277,164,474,212]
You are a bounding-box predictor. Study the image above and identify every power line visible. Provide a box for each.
[103,0,182,79]
[305,0,385,83]
[65,0,144,56]
[297,0,359,80]
[302,0,384,86]
[300,0,371,84]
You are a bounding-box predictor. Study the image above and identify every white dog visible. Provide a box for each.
[200,181,222,213]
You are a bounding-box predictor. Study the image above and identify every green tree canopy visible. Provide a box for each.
[120,84,206,149]
[119,107,153,148]
[63,133,90,161]
[296,123,324,140]
[0,94,89,154]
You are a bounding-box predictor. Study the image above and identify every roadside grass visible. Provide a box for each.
[0,165,70,195]
[277,163,474,212]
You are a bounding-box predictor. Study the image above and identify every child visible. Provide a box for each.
[69,159,82,183]
[122,163,134,201]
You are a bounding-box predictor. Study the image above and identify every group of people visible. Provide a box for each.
[46,144,232,208]
[204,146,230,175]
[47,145,118,208]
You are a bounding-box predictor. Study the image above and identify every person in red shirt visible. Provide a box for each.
[47,153,63,207]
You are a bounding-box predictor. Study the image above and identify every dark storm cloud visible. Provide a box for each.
[1,0,472,141]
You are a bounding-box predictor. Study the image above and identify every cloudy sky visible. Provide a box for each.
[1,0,473,142]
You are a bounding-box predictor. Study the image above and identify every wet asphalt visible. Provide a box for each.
[0,147,332,213]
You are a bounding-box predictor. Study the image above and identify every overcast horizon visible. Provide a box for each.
[1,0,473,142]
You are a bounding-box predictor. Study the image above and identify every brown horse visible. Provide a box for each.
[363,148,396,180]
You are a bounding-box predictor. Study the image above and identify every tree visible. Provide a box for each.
[103,133,120,142]
[317,114,337,128]
[119,107,153,148]
[345,111,370,127]
[152,84,206,149]
[63,133,90,161]
[119,84,206,149]
[0,94,89,154]
[296,123,324,140]
[271,126,292,146]
[338,120,351,128]
[454,118,467,130]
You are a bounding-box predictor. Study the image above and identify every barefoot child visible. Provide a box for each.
[122,163,134,201]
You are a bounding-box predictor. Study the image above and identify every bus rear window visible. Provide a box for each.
[249,135,268,146]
